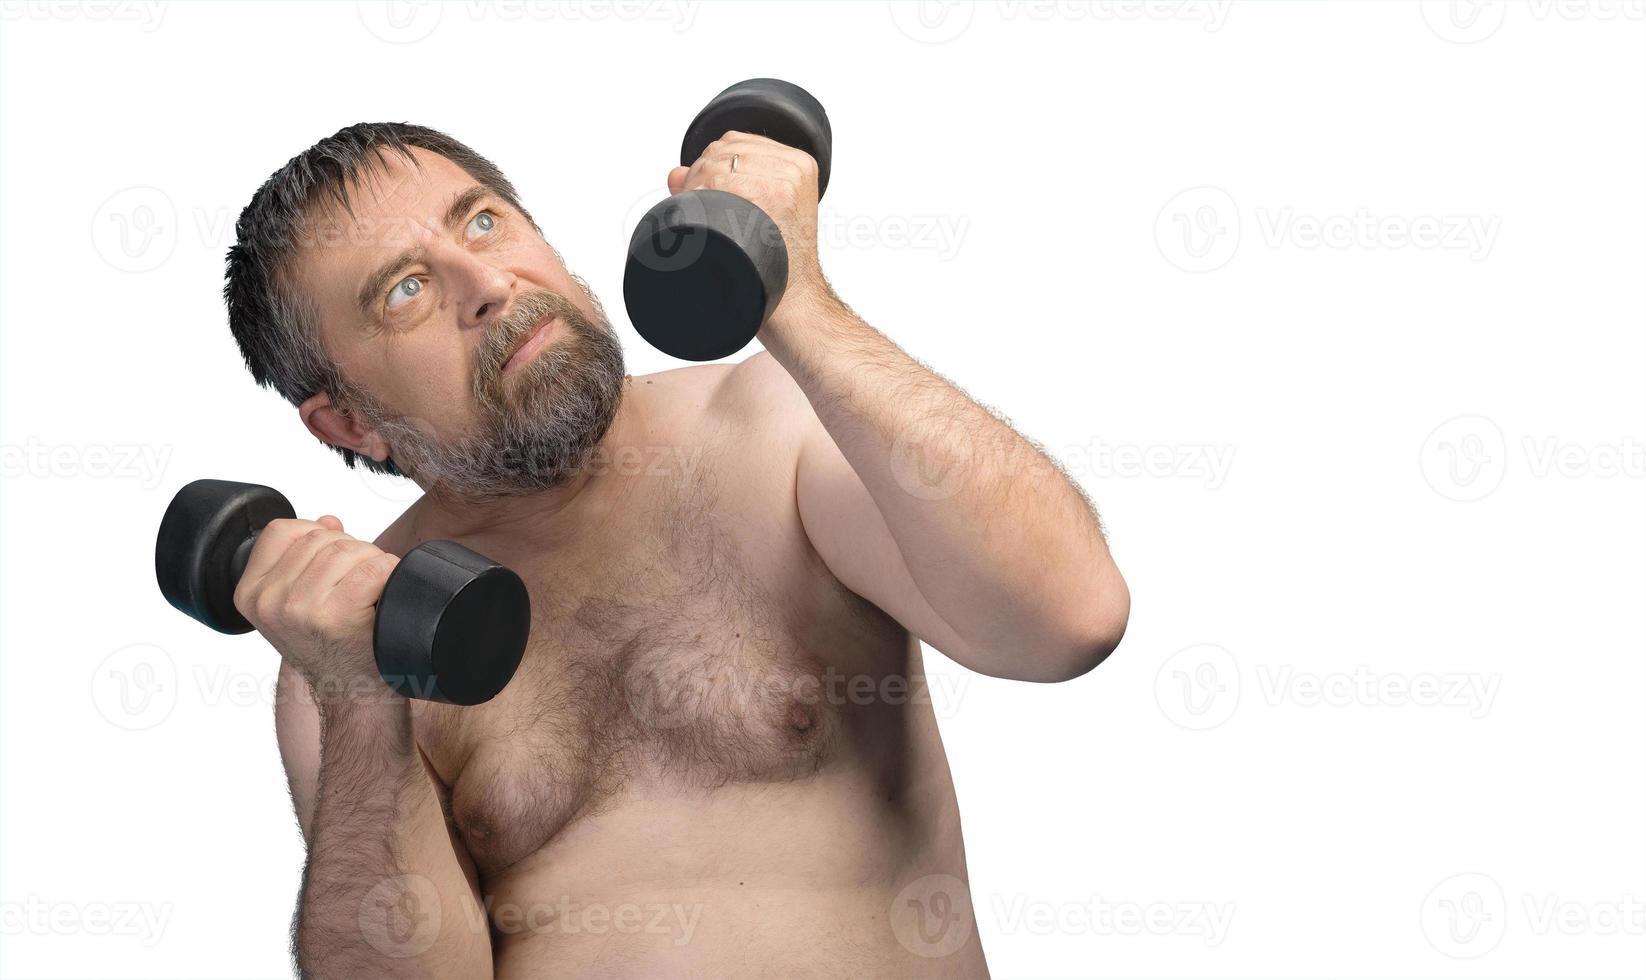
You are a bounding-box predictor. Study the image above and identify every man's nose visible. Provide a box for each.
[456,256,518,331]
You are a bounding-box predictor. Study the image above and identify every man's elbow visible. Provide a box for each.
[1035,565,1132,682]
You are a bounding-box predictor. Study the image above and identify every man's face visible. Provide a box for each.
[292,146,625,497]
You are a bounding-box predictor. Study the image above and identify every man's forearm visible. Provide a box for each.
[297,699,487,979]
[761,293,1128,677]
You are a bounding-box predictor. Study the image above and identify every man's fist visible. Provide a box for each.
[669,130,828,319]
[232,516,401,692]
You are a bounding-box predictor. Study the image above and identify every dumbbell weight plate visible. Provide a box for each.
[624,189,787,362]
[373,540,531,706]
[155,479,295,634]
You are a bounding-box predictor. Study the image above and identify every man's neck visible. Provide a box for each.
[400,376,645,555]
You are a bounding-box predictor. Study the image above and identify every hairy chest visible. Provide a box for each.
[410,482,902,875]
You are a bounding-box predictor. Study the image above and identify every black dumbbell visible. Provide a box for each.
[624,77,833,362]
[154,479,530,706]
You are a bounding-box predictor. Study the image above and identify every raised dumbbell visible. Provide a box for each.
[154,479,530,706]
[623,77,833,362]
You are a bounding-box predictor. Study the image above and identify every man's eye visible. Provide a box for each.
[466,210,496,240]
[386,275,423,309]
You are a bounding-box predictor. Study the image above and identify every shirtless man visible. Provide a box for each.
[222,119,1128,979]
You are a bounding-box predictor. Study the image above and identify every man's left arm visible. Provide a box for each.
[766,298,1128,682]
[672,133,1129,682]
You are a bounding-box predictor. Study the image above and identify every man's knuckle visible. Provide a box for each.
[253,593,281,624]
[340,555,386,586]
[285,595,318,625]
[311,601,347,631]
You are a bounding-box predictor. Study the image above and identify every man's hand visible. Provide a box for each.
[232,515,400,700]
[668,130,832,323]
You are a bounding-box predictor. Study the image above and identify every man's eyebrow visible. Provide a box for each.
[354,184,495,319]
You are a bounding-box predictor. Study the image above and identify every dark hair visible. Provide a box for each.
[223,122,538,475]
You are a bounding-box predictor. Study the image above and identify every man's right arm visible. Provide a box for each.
[276,661,492,979]
[239,513,492,979]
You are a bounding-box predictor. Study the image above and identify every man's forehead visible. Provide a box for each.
[294,147,470,301]
[311,146,469,242]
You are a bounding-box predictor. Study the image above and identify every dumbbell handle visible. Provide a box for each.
[229,532,259,589]
[679,77,833,196]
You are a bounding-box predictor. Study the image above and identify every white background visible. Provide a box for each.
[2,1,1643,977]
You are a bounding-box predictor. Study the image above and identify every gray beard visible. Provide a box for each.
[347,288,627,500]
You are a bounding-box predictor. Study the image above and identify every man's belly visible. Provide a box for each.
[483,764,988,979]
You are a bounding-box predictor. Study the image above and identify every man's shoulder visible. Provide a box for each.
[632,353,821,518]
[635,352,813,436]
[372,502,421,556]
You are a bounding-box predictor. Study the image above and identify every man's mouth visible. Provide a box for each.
[502,316,561,375]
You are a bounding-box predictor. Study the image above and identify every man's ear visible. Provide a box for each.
[298,391,391,463]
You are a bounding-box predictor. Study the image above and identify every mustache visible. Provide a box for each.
[474,290,588,393]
